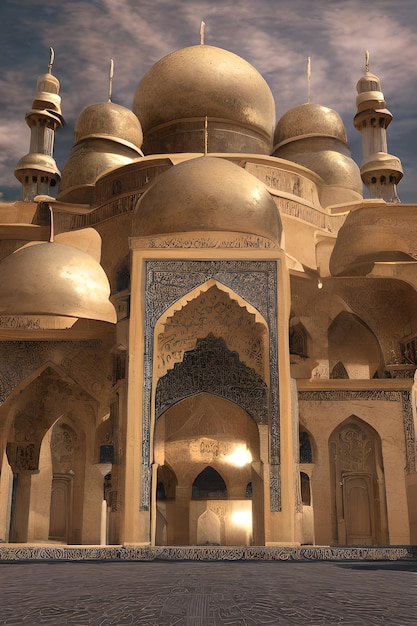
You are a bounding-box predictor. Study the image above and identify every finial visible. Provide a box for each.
[200,20,205,45]
[365,50,370,73]
[48,47,55,74]
[108,58,114,102]
[307,56,311,103]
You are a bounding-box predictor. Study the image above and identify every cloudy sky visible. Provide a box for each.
[1,0,416,202]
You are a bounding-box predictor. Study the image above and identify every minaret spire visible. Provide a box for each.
[200,21,205,45]
[353,51,403,202]
[307,57,311,103]
[15,49,64,201]
[365,49,370,73]
[108,58,114,102]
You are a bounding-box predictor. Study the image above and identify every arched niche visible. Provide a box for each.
[328,311,383,379]
[155,333,268,424]
[329,416,388,546]
[330,361,349,379]
[299,427,314,464]
[154,393,262,546]
[154,280,269,383]
[192,467,228,499]
[197,509,221,546]
[155,464,177,546]
[289,322,309,359]
[3,366,99,544]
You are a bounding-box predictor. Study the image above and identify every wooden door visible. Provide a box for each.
[49,476,72,542]
[342,474,374,545]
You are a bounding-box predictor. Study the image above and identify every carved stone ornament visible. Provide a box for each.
[141,260,280,512]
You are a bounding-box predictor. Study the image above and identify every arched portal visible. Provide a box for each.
[4,366,101,544]
[329,416,388,546]
[153,393,261,546]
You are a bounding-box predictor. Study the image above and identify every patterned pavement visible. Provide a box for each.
[0,559,416,625]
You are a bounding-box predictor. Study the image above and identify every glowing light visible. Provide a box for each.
[226,445,252,467]
[231,509,252,528]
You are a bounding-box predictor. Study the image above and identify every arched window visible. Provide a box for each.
[331,361,349,379]
[289,323,308,358]
[192,467,227,499]
[300,472,311,505]
[299,429,313,463]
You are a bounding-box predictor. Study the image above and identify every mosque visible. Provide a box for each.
[0,35,416,549]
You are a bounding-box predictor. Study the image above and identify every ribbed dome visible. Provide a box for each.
[58,101,143,204]
[274,102,347,148]
[75,101,143,151]
[132,156,281,244]
[133,45,276,155]
[0,242,116,323]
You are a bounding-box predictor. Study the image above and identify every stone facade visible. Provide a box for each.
[0,42,416,549]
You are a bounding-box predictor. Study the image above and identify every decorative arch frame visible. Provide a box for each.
[141,258,280,512]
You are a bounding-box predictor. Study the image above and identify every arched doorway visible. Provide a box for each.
[329,416,388,545]
[153,393,261,546]
[4,366,101,544]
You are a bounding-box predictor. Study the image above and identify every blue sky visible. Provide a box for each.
[1,0,416,202]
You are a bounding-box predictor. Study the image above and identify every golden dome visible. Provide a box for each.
[75,101,143,152]
[273,102,362,206]
[0,242,116,323]
[132,156,281,244]
[15,152,60,180]
[273,102,347,148]
[58,102,143,204]
[58,145,138,204]
[133,45,275,154]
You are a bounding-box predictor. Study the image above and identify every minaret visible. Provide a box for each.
[353,51,403,202]
[15,48,64,201]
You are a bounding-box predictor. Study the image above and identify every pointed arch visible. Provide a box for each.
[154,279,269,383]
[197,508,221,545]
[328,311,384,379]
[330,361,349,379]
[155,335,268,423]
[329,415,388,546]
[192,466,228,499]
[299,426,314,464]
[289,322,310,359]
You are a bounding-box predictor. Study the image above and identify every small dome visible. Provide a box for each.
[273,102,362,206]
[15,152,60,179]
[58,143,138,204]
[133,45,275,154]
[132,156,281,244]
[75,101,143,152]
[30,71,63,121]
[0,242,116,323]
[274,102,347,148]
[58,101,143,204]
[356,71,382,95]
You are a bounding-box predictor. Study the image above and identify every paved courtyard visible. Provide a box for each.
[0,559,416,625]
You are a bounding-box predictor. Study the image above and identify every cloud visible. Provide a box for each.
[1,0,416,201]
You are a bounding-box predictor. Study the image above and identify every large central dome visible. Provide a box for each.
[133,45,276,155]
